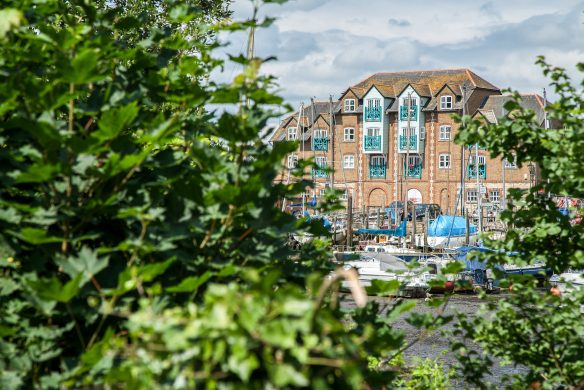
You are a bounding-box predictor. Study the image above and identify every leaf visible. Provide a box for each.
[55,247,109,285]
[0,9,24,40]
[366,279,400,296]
[11,228,62,244]
[26,273,82,303]
[62,48,102,84]
[95,102,139,141]
[167,271,213,293]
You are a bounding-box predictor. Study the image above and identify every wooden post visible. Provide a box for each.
[424,209,429,248]
[411,203,416,247]
[465,211,470,245]
[346,195,353,250]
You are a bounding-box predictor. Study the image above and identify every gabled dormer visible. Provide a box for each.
[435,83,462,111]
[362,85,391,154]
[339,88,360,114]
[397,84,429,154]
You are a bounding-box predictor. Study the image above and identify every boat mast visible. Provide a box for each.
[329,95,334,189]
[459,85,467,216]
[245,5,257,109]
[403,92,412,225]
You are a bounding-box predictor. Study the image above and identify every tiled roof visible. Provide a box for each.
[352,68,499,98]
[479,94,549,124]
[272,100,340,141]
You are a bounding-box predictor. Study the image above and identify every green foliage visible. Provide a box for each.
[453,59,584,388]
[0,0,427,388]
[398,355,456,390]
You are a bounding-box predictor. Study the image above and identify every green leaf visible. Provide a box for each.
[167,271,213,293]
[0,9,24,40]
[95,102,139,141]
[10,228,62,244]
[26,273,83,303]
[55,247,109,285]
[62,48,102,84]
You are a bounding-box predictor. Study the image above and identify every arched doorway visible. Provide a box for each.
[368,188,387,207]
[407,188,422,204]
[440,188,449,214]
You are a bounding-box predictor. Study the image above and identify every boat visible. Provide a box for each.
[416,215,478,249]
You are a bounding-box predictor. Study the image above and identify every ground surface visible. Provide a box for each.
[340,293,527,388]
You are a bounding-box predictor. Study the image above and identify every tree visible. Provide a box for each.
[453,59,584,389]
[0,1,438,388]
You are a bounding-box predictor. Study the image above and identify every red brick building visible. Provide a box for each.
[271,69,547,215]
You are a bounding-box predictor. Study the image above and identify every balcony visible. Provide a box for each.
[467,164,486,179]
[364,106,382,122]
[404,162,422,178]
[369,163,386,178]
[313,137,328,151]
[312,167,328,178]
[364,135,382,151]
[399,105,418,121]
[399,134,417,150]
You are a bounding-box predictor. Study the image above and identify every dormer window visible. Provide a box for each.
[287,127,297,140]
[344,99,356,112]
[440,95,453,110]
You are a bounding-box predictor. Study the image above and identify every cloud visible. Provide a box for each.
[219,0,584,115]
[388,18,411,27]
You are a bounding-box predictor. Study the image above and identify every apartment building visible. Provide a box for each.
[272,69,548,214]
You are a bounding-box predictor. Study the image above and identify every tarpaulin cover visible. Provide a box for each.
[356,219,406,237]
[428,215,477,237]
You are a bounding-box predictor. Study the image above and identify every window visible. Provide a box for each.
[420,127,426,141]
[367,98,381,108]
[287,127,297,140]
[439,125,451,140]
[401,97,418,106]
[470,155,486,165]
[344,99,355,112]
[343,155,355,169]
[407,155,421,166]
[315,156,327,167]
[489,190,500,203]
[340,189,351,201]
[439,154,450,168]
[314,129,327,138]
[287,154,298,169]
[371,156,385,166]
[344,127,355,141]
[504,155,517,168]
[440,95,453,110]
[467,190,478,203]
[367,127,381,136]
[319,189,326,198]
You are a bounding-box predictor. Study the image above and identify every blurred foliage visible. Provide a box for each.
[453,59,584,389]
[0,0,444,388]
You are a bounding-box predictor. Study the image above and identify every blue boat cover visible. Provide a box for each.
[428,215,477,237]
[356,219,406,237]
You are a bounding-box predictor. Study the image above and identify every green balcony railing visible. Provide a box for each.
[369,163,386,178]
[467,164,486,179]
[399,134,417,150]
[364,135,382,151]
[399,105,418,121]
[313,137,328,151]
[364,106,382,121]
[404,162,422,178]
[312,166,328,178]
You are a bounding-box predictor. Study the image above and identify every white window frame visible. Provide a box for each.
[367,98,381,108]
[420,127,426,141]
[315,156,327,167]
[319,189,326,198]
[367,127,381,136]
[489,190,500,203]
[287,154,298,169]
[371,156,385,166]
[401,127,416,136]
[439,154,450,169]
[470,155,486,165]
[467,190,478,203]
[439,125,451,141]
[287,127,297,140]
[344,99,356,112]
[402,97,418,106]
[440,95,453,110]
[504,155,517,168]
[343,154,355,169]
[339,189,351,201]
[314,129,327,138]
[344,127,355,142]
[407,155,421,167]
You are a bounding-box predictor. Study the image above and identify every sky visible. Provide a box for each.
[218,0,584,115]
